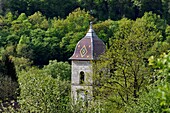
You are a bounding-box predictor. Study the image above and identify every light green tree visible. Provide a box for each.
[93,12,162,112]
[43,60,71,80]
[18,67,70,112]
[126,51,170,113]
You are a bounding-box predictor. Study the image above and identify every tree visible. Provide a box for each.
[93,13,162,111]
[126,51,170,113]
[6,0,77,18]
[126,86,162,113]
[43,60,71,81]
[0,74,18,101]
[93,19,118,44]
[18,67,71,112]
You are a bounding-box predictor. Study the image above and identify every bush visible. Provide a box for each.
[18,67,71,112]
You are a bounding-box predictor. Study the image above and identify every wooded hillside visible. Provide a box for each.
[0,0,170,112]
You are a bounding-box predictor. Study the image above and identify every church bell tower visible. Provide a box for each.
[69,22,105,102]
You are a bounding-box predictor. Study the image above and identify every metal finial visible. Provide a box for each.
[90,22,93,29]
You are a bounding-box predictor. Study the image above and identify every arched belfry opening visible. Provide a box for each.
[69,22,106,103]
[80,71,85,84]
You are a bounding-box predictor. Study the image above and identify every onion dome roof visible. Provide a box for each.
[69,22,106,60]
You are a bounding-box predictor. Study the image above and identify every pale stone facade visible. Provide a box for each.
[71,61,93,102]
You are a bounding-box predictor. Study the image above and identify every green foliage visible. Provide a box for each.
[149,52,170,79]
[126,87,162,113]
[16,35,33,60]
[128,52,170,113]
[70,100,108,113]
[93,19,118,44]
[28,11,48,29]
[12,57,32,72]
[11,58,71,112]
[148,41,170,58]
[43,60,71,80]
[13,9,92,64]
[93,13,162,112]
[151,52,170,112]
[0,9,93,65]
[58,8,92,60]
[0,3,170,112]
[5,0,77,18]
[18,67,71,113]
[1,0,170,24]
[1,9,168,66]
[0,75,18,101]
[165,25,170,44]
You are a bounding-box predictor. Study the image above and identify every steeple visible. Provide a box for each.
[69,22,105,60]
[70,22,106,104]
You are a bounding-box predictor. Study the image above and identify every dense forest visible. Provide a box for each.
[0,0,170,112]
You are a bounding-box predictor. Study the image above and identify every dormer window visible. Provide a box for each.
[80,71,85,84]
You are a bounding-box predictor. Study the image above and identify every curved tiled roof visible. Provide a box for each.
[69,22,106,60]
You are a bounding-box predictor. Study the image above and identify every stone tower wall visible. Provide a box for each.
[71,60,93,101]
